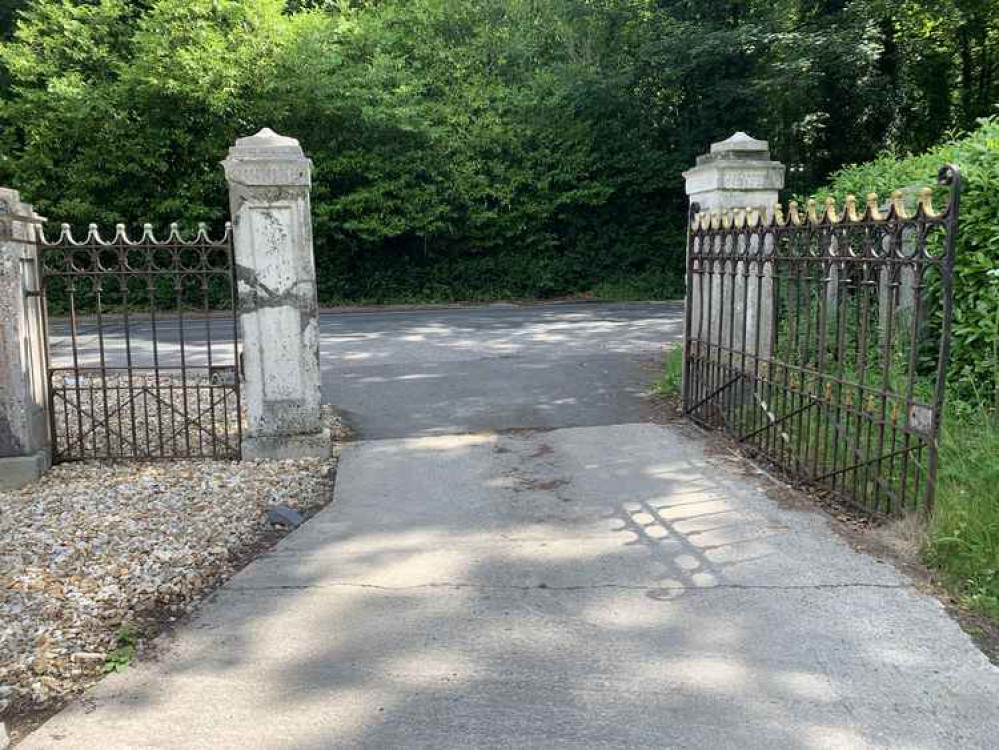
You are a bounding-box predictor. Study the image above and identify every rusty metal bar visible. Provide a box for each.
[39,222,241,462]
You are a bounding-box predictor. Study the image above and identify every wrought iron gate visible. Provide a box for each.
[683,165,961,516]
[38,222,242,462]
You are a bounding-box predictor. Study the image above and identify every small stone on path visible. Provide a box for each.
[267,505,303,528]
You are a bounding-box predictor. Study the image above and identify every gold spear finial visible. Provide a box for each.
[890,189,909,219]
[806,198,819,225]
[824,197,839,223]
[788,200,802,226]
[844,194,860,222]
[917,187,939,218]
[866,192,884,221]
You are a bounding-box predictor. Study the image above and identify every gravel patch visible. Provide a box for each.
[0,408,345,734]
[51,371,241,461]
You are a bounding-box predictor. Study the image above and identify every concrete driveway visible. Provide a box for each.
[22,302,999,749]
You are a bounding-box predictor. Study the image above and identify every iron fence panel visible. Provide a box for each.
[682,165,961,515]
[38,222,242,462]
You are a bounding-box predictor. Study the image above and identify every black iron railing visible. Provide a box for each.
[683,165,961,516]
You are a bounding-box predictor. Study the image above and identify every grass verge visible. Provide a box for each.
[927,406,999,620]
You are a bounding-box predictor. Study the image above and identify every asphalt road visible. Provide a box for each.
[320,302,683,437]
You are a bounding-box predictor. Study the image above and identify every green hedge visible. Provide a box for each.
[818,117,999,402]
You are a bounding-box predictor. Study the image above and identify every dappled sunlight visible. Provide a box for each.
[382,650,475,687]
[527,332,570,342]
[366,432,496,457]
[352,373,445,384]
[579,596,679,630]
[651,657,750,693]
[48,302,684,373]
[327,332,384,343]
[801,725,870,750]
[398,432,496,452]
[318,304,683,372]
[58,423,998,750]
[31,304,999,749]
[296,547,472,588]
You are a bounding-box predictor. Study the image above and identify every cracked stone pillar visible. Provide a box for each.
[683,132,785,365]
[222,128,329,460]
[0,189,50,488]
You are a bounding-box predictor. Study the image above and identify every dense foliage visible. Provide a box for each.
[0,0,996,303]
[820,118,999,403]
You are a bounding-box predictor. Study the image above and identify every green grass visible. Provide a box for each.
[654,346,684,397]
[927,405,999,620]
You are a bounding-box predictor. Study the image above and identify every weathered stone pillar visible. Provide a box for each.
[222,128,329,460]
[683,132,785,364]
[0,189,50,488]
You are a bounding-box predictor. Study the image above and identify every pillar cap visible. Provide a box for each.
[710,131,770,156]
[0,187,44,222]
[230,128,305,159]
[222,128,311,188]
[682,131,784,207]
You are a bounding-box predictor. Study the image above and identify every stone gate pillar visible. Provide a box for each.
[682,132,784,367]
[0,189,50,488]
[222,128,329,460]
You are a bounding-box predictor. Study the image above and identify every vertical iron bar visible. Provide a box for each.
[925,165,961,511]
[176,272,192,457]
[66,279,85,460]
[121,268,142,458]
[682,206,698,414]
[33,230,57,462]
[204,275,218,458]
[723,232,738,433]
[230,228,243,459]
[737,228,752,440]
[93,276,113,457]
[702,241,715,423]
[147,275,166,457]
[875,255,898,514]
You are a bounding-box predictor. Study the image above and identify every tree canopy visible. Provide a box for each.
[1,0,996,302]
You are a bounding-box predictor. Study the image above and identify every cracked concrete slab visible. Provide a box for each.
[19,423,999,749]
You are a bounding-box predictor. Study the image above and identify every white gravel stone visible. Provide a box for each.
[0,408,345,721]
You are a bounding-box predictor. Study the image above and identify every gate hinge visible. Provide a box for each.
[24,289,42,297]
